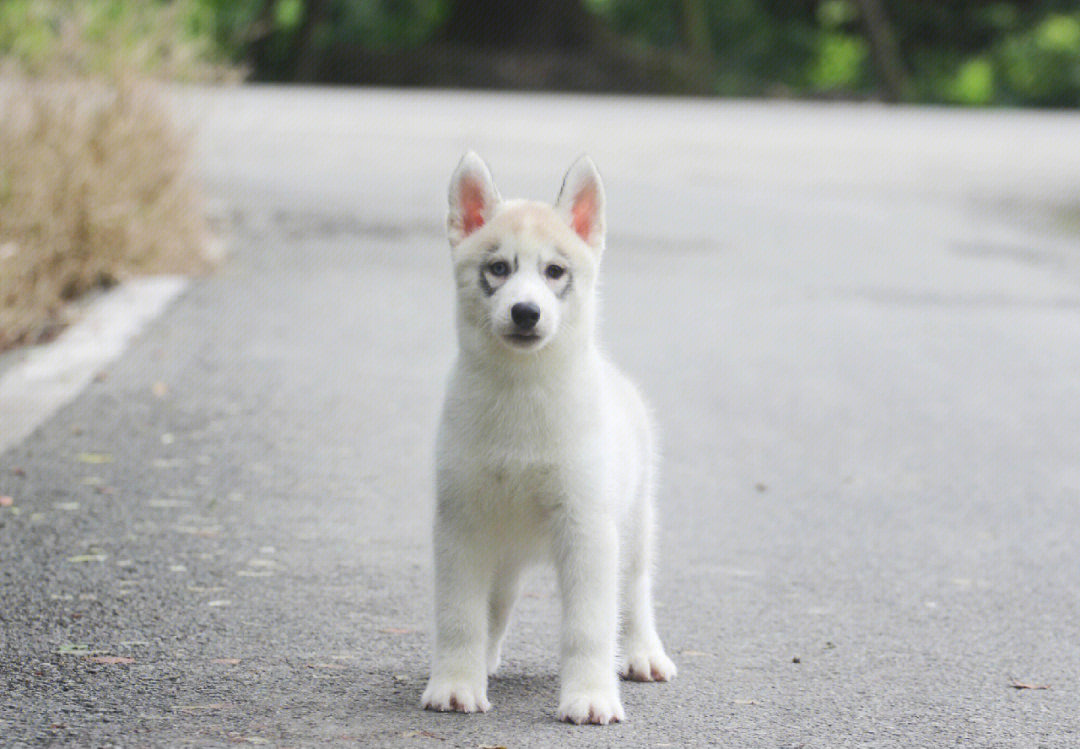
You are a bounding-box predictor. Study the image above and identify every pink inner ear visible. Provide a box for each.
[460,179,487,235]
[571,185,597,240]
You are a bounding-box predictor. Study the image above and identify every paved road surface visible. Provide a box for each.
[2,87,1080,747]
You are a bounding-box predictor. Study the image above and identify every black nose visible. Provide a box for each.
[510,302,541,330]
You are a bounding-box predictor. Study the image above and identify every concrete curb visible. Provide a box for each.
[0,276,188,456]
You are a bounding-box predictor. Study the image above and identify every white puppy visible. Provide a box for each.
[421,153,675,725]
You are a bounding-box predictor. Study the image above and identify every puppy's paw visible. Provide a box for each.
[620,645,677,682]
[557,688,625,725]
[421,679,491,713]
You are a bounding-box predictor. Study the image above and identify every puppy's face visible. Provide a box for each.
[446,154,605,355]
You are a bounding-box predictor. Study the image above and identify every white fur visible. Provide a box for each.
[421,153,675,725]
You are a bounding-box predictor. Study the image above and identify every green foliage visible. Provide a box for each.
[998,12,1080,106]
[602,0,682,49]
[817,0,857,29]
[948,56,995,106]
[349,0,447,50]
[5,0,1080,106]
[0,0,233,80]
[810,32,868,92]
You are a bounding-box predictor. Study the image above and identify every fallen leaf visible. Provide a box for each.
[173,524,221,537]
[68,554,107,564]
[212,658,241,665]
[1010,678,1049,690]
[174,703,234,712]
[401,730,443,739]
[147,499,188,508]
[57,644,99,656]
[383,627,415,635]
[0,495,13,507]
[247,558,280,568]
[733,699,760,706]
[206,599,232,607]
[77,453,113,464]
[87,656,135,665]
[153,458,183,469]
[151,381,169,398]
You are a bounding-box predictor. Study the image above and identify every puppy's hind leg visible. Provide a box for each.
[486,566,524,676]
[620,491,677,683]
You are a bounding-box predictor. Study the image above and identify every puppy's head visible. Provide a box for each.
[446,152,605,356]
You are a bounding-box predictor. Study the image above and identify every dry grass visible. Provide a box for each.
[2,0,239,83]
[0,1,233,352]
[0,72,210,350]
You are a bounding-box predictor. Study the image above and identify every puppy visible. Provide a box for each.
[421,153,675,725]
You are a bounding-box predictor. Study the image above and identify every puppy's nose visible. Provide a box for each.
[510,302,541,330]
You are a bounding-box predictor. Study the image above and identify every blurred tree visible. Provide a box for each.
[290,0,329,80]
[123,0,1080,106]
[854,0,911,101]
[301,0,712,93]
[438,0,594,49]
[679,0,715,65]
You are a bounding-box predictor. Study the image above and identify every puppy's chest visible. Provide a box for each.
[446,381,600,504]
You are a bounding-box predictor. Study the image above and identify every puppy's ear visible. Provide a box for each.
[447,151,500,247]
[555,155,605,252]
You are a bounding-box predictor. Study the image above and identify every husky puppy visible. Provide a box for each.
[421,153,675,725]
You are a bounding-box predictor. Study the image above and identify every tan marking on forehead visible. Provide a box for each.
[489,201,582,248]
[453,199,599,274]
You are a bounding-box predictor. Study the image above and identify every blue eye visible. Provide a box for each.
[488,260,511,277]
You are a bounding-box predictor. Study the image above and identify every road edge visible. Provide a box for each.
[0,276,189,457]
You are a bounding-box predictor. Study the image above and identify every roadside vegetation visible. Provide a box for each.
[191,0,1080,106]
[2,1,1077,350]
[0,0,231,352]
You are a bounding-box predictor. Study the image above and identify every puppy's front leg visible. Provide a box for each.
[422,512,491,713]
[554,511,624,725]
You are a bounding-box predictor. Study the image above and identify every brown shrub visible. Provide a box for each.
[0,72,210,351]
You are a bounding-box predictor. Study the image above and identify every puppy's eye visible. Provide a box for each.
[545,264,566,280]
[488,260,511,277]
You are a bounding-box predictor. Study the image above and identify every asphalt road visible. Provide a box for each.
[2,86,1080,747]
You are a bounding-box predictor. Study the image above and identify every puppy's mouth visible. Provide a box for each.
[502,331,544,349]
